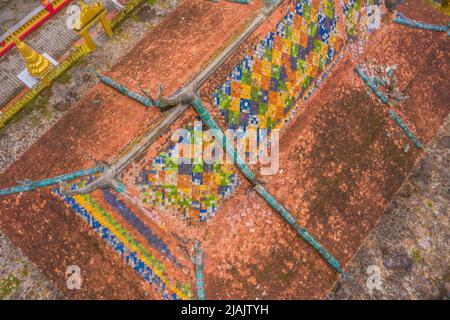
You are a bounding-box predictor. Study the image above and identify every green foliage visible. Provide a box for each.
[56,72,72,85]
[0,275,20,299]
[412,248,421,262]
[424,0,450,16]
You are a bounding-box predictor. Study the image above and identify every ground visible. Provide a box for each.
[329,115,450,300]
[0,0,41,30]
[0,0,448,299]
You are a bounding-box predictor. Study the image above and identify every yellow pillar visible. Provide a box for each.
[99,11,112,37]
[74,0,112,51]
[79,29,97,51]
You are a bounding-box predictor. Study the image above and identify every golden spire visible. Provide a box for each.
[12,36,51,78]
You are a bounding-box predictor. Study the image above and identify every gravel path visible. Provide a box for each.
[329,115,450,300]
[0,232,62,299]
[0,0,41,29]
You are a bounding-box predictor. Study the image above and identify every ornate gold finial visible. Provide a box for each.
[74,0,112,51]
[12,35,51,78]
[77,0,105,30]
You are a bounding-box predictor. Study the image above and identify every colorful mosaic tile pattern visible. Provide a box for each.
[133,0,350,224]
[135,119,239,224]
[102,189,182,267]
[343,0,363,37]
[213,0,343,133]
[343,0,384,37]
[54,183,193,300]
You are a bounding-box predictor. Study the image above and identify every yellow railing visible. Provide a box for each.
[111,0,149,29]
[0,44,91,130]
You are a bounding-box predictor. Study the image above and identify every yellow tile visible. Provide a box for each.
[272,49,282,65]
[321,43,328,57]
[282,38,292,52]
[313,53,320,66]
[231,98,240,112]
[262,60,272,77]
[251,72,262,87]
[241,84,251,99]
[292,30,300,44]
